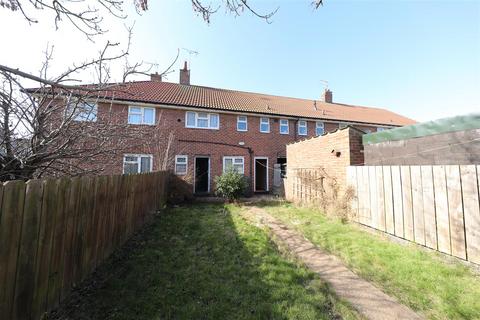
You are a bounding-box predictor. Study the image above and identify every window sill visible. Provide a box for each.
[185,126,220,130]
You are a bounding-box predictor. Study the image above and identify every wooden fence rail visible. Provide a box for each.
[347,165,480,264]
[0,171,168,320]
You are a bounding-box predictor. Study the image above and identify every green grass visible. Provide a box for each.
[259,201,480,320]
[54,203,361,320]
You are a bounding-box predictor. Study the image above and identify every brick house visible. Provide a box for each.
[53,62,415,195]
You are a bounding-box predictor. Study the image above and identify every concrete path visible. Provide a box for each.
[242,206,423,320]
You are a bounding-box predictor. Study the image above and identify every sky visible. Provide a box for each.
[1,0,479,122]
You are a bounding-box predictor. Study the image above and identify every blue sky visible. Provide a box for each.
[1,1,479,121]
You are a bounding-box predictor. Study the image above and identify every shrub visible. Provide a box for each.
[215,169,248,201]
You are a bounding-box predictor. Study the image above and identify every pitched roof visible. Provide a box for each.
[35,80,416,126]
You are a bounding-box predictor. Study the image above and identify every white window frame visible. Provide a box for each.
[315,121,324,136]
[298,120,308,136]
[175,155,188,175]
[185,111,220,130]
[123,154,153,174]
[259,117,270,133]
[128,106,156,125]
[237,116,248,132]
[65,101,98,122]
[279,119,289,134]
[223,156,245,174]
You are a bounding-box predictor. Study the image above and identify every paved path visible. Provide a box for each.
[242,206,423,320]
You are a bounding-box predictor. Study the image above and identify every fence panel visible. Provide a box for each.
[348,165,480,265]
[461,165,480,264]
[0,181,26,319]
[410,166,425,246]
[421,166,437,250]
[446,166,466,259]
[0,171,168,320]
[383,166,395,235]
[401,166,415,241]
[433,166,451,254]
[391,166,404,238]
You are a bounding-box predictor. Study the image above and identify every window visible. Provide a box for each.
[365,129,372,133]
[175,155,188,175]
[315,121,324,136]
[237,116,248,131]
[279,119,289,134]
[260,117,270,133]
[339,122,348,129]
[123,154,153,174]
[223,156,244,174]
[377,127,386,132]
[66,101,97,122]
[298,120,307,136]
[128,106,155,125]
[185,111,219,129]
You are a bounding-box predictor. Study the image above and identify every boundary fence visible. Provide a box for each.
[347,165,480,264]
[0,171,168,320]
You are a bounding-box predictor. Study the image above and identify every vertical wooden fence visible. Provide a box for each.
[347,165,480,264]
[0,171,168,320]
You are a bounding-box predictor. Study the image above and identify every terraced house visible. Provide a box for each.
[62,62,415,195]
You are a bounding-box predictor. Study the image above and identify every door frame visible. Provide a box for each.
[254,156,269,192]
[193,156,210,194]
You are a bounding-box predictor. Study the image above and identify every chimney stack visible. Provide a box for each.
[179,61,190,85]
[322,89,333,103]
[150,72,162,82]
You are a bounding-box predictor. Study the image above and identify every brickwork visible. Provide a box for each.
[76,102,376,194]
[284,127,364,215]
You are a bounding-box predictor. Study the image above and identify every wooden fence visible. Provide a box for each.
[347,165,480,264]
[0,171,168,320]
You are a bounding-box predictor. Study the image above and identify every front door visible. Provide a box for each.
[195,157,210,194]
[254,157,268,192]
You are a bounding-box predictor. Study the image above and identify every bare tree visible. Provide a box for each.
[0,30,179,181]
[1,0,287,33]
[0,0,324,180]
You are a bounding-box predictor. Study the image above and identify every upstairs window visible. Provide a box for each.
[223,156,245,174]
[123,154,153,174]
[279,119,289,134]
[298,120,307,136]
[315,121,324,136]
[175,155,188,175]
[237,116,248,131]
[260,117,270,133]
[128,106,155,125]
[186,111,219,129]
[66,101,97,122]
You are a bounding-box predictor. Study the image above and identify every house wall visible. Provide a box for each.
[364,128,480,165]
[82,102,379,194]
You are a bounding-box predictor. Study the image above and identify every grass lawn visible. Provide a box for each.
[51,203,361,320]
[259,201,480,320]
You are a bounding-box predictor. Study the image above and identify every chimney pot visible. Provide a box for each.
[179,61,190,85]
[323,89,333,103]
[150,72,162,82]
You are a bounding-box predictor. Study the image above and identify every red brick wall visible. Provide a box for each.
[284,127,364,202]
[78,102,376,194]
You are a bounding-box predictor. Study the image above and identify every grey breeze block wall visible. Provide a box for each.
[364,128,480,165]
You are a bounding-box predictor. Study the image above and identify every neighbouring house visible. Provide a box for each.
[363,114,480,165]
[35,62,415,195]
